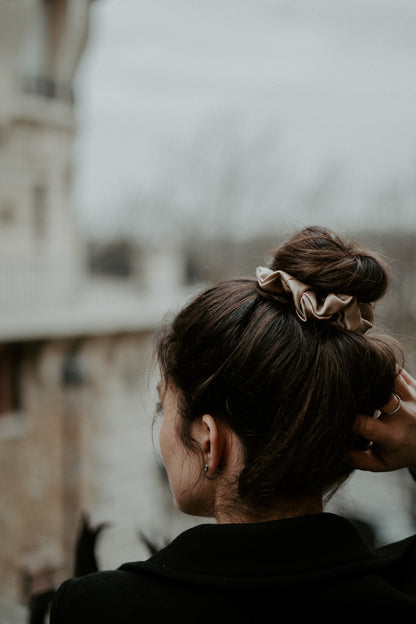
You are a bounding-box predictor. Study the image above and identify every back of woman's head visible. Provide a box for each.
[156,226,403,514]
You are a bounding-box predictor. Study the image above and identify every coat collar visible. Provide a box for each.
[120,512,416,588]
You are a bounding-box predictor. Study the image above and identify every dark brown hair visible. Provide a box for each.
[156,227,403,514]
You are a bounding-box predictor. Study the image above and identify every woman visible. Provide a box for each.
[51,226,416,622]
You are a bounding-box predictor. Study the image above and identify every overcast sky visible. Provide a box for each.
[73,0,416,240]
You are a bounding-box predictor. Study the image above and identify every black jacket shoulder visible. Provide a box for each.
[51,513,416,623]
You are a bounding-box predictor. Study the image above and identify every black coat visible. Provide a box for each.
[50,513,416,623]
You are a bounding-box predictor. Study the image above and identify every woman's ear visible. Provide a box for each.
[201,414,225,473]
[191,414,242,478]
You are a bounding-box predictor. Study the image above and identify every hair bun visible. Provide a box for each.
[270,226,389,303]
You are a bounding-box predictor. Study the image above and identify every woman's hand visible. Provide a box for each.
[349,369,416,472]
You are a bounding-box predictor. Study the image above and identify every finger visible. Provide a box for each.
[396,368,416,398]
[380,392,401,415]
[394,372,412,401]
[353,414,382,440]
[353,414,396,448]
[348,448,385,472]
[400,368,416,387]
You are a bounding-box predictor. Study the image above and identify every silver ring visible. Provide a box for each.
[381,392,401,415]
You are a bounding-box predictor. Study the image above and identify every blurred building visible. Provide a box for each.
[0,0,192,607]
[0,0,89,312]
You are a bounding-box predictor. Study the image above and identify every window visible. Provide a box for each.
[33,184,48,240]
[0,344,23,415]
[19,1,50,85]
[19,0,79,104]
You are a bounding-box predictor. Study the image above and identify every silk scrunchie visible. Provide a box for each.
[256,267,374,334]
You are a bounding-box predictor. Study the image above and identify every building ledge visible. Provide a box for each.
[0,278,200,342]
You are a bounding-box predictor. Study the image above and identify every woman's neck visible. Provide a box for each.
[215,495,323,525]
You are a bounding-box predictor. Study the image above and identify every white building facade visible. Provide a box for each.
[0,0,90,311]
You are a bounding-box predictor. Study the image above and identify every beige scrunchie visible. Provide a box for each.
[256,267,374,334]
